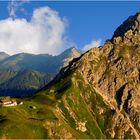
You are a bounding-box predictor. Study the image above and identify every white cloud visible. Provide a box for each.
[0,6,73,55]
[8,0,29,19]
[83,39,101,52]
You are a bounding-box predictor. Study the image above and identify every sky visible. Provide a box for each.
[0,1,140,55]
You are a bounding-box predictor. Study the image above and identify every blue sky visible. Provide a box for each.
[0,1,140,55]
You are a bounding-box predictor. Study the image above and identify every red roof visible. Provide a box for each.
[0,99,16,105]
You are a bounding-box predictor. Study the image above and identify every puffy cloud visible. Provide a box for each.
[0,6,73,55]
[83,39,101,51]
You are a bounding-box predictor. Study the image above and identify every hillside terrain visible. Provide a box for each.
[0,12,140,139]
[0,69,51,96]
[0,47,81,96]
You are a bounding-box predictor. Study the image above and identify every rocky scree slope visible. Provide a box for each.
[37,12,140,138]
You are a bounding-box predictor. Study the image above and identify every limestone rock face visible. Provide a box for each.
[44,12,140,139]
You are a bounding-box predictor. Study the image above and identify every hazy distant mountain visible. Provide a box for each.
[0,52,9,61]
[0,69,52,96]
[0,68,17,85]
[0,47,81,74]
[0,47,81,96]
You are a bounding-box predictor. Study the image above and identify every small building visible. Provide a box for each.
[0,98,17,107]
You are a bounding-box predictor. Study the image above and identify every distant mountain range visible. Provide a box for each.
[0,47,81,96]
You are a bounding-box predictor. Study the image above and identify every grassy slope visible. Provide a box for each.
[0,95,56,139]
[36,70,114,138]
[0,70,114,139]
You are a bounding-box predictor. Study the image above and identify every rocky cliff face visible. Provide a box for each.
[113,12,140,37]
[112,12,140,45]
[39,12,140,138]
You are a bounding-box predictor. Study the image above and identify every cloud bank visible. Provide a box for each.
[0,6,72,55]
[83,39,101,52]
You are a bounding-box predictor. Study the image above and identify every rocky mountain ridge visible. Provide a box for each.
[38,12,140,138]
[112,12,140,44]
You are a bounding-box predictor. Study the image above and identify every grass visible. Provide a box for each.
[0,94,57,139]
[0,70,115,139]
[51,71,107,138]
[1,122,48,139]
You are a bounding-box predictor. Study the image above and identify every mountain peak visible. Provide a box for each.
[69,47,81,56]
[113,12,140,38]
[59,47,81,57]
[112,12,140,44]
[63,47,78,52]
[0,52,9,61]
[58,47,81,67]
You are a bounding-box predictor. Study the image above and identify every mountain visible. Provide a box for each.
[0,47,81,74]
[0,52,9,61]
[0,68,17,85]
[15,12,140,138]
[58,47,82,67]
[0,47,81,96]
[0,69,52,96]
[1,12,140,139]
